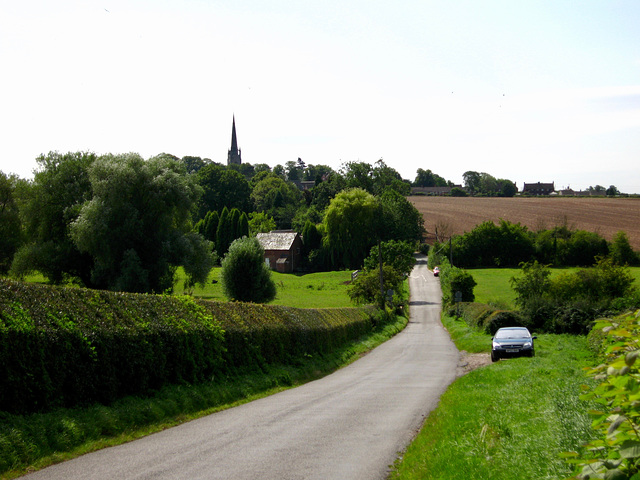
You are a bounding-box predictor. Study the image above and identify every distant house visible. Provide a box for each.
[256,230,303,273]
[522,182,555,195]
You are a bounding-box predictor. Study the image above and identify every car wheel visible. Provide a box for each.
[491,351,499,362]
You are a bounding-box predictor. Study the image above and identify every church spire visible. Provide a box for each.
[227,115,242,165]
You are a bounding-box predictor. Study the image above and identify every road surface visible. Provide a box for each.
[21,255,459,480]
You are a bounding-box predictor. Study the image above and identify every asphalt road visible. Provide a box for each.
[21,255,459,480]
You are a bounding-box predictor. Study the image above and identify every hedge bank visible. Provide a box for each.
[0,278,375,415]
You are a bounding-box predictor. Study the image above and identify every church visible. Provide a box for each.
[227,115,242,166]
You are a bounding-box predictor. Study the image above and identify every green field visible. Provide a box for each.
[174,267,355,308]
[469,266,640,308]
[21,268,356,309]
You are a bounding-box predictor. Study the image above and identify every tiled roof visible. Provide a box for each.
[256,231,299,251]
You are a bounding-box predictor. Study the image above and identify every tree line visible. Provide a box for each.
[0,152,427,296]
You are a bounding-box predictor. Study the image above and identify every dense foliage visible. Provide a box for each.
[0,277,377,415]
[0,172,22,274]
[0,278,225,413]
[510,259,638,334]
[564,311,640,480]
[70,153,213,293]
[437,219,637,269]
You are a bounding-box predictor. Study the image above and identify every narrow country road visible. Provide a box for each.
[21,255,459,480]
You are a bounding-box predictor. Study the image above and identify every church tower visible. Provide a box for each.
[227,115,242,165]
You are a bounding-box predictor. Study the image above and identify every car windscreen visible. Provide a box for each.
[495,329,529,339]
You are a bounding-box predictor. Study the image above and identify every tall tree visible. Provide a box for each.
[196,164,251,219]
[377,189,425,243]
[10,151,97,284]
[0,172,23,274]
[70,153,213,292]
[216,206,232,258]
[322,188,380,269]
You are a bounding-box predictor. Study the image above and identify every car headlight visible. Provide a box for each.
[523,341,532,348]
[492,342,500,349]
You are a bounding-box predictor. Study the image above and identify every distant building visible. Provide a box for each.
[227,115,242,166]
[522,182,555,195]
[256,230,303,273]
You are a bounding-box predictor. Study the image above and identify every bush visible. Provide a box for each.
[347,265,405,307]
[482,310,527,335]
[440,264,477,306]
[220,237,276,303]
[565,311,640,479]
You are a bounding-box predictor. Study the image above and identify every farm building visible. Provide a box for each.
[256,230,303,273]
[522,182,555,195]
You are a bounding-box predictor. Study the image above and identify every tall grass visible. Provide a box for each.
[390,315,596,480]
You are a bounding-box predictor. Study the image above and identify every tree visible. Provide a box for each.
[70,153,213,293]
[197,164,251,219]
[322,188,380,269]
[463,171,481,194]
[11,151,97,285]
[606,185,620,196]
[216,207,232,258]
[237,212,250,239]
[180,156,207,174]
[250,174,302,229]
[347,264,404,306]
[248,212,276,236]
[609,231,640,266]
[377,189,425,243]
[363,240,416,277]
[220,236,276,303]
[340,161,374,193]
[413,168,449,187]
[0,172,23,274]
[301,220,322,255]
[204,210,220,243]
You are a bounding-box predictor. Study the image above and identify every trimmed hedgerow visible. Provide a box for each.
[0,278,376,414]
[0,279,225,414]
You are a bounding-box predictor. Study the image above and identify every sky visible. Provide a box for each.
[1,0,639,193]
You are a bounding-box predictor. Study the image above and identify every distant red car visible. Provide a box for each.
[433,266,440,277]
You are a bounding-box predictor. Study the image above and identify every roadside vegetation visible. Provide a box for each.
[391,253,640,479]
[390,320,596,480]
[0,274,409,479]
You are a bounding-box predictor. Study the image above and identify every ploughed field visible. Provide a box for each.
[409,196,640,250]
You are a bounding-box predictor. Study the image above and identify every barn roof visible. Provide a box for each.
[256,231,299,251]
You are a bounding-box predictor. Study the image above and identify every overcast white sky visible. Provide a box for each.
[1,0,639,192]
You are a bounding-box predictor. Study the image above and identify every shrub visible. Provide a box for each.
[440,264,477,306]
[347,265,405,307]
[482,310,527,335]
[220,237,276,303]
[565,311,640,479]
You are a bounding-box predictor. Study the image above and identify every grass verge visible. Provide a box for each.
[0,313,407,479]
[390,314,597,480]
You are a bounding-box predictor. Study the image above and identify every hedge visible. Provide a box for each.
[0,278,375,414]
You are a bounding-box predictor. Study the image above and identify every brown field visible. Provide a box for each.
[409,196,640,251]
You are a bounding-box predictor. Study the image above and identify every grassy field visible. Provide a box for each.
[21,268,356,309]
[469,266,640,308]
[390,315,596,480]
[173,267,355,308]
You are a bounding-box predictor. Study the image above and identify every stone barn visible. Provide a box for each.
[256,230,303,273]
